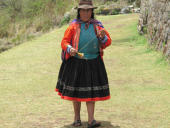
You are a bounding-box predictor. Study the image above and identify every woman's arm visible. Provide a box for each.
[61,25,74,51]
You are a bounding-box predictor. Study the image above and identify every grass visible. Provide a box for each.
[0,13,170,128]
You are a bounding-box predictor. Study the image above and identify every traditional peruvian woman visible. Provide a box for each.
[55,0,112,127]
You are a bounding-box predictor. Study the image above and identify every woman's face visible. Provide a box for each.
[79,9,92,22]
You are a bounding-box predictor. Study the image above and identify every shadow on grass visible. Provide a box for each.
[61,121,120,128]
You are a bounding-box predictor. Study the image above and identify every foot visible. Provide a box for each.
[72,119,82,127]
[87,120,101,128]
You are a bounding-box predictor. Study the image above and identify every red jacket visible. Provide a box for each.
[61,19,112,61]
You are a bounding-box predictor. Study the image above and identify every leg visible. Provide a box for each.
[73,101,81,121]
[86,101,101,127]
[86,101,95,124]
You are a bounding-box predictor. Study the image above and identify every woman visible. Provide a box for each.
[55,0,112,127]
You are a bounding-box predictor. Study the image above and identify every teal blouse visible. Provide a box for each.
[75,23,99,59]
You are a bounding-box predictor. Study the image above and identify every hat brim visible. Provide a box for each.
[74,5,97,9]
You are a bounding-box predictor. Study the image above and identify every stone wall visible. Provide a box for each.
[138,0,170,59]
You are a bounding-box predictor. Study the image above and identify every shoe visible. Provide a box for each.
[87,120,101,128]
[72,119,82,127]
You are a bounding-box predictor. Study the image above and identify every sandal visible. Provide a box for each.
[87,120,101,128]
[72,119,82,127]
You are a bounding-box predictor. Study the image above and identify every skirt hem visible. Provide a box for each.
[55,89,110,102]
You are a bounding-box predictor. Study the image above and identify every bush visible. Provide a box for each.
[110,8,121,15]
[95,6,121,15]
[60,12,71,26]
[0,15,10,38]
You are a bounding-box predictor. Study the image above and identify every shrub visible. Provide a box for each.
[110,8,121,15]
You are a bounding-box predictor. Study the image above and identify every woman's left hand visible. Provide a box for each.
[98,29,106,40]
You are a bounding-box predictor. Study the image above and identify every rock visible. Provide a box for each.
[132,8,140,13]
[120,7,131,14]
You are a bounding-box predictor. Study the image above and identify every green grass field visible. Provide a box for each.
[0,13,170,128]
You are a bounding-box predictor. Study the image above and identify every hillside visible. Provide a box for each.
[0,0,140,53]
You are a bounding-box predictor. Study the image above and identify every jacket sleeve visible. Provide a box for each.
[61,25,74,51]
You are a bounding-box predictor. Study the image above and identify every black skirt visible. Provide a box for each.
[55,56,110,102]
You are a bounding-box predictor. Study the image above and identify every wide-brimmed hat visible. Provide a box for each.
[75,0,97,9]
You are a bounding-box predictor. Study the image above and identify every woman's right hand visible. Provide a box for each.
[70,48,77,56]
